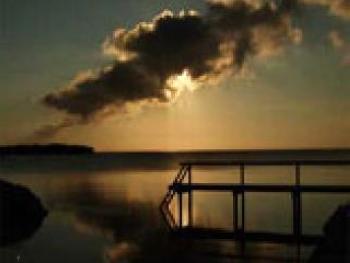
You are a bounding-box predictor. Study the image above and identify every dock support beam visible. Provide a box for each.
[233,192,238,232]
[240,164,246,255]
[294,164,302,261]
[178,191,183,229]
[293,165,302,239]
[188,165,193,228]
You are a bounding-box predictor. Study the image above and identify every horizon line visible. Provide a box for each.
[96,147,350,154]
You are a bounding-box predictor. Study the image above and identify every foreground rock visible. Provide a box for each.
[309,204,350,263]
[0,180,48,246]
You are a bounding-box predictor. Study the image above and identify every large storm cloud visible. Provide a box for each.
[42,0,300,126]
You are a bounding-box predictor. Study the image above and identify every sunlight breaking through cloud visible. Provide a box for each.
[40,0,299,134]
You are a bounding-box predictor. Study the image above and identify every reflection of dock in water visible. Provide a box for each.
[160,160,350,258]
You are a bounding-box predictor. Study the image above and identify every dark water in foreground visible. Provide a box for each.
[0,151,349,262]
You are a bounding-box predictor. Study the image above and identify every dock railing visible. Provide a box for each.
[160,160,350,248]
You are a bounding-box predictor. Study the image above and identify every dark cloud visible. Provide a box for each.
[43,62,168,119]
[41,0,302,133]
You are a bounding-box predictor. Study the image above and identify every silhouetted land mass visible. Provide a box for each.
[0,144,94,155]
[0,179,48,246]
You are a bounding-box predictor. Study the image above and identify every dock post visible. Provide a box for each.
[293,164,302,260]
[188,165,193,228]
[240,164,246,255]
[295,163,301,186]
[233,191,238,233]
[178,191,183,229]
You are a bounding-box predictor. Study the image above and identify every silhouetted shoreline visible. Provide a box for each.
[0,144,94,155]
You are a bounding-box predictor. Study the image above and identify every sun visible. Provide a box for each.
[165,69,198,101]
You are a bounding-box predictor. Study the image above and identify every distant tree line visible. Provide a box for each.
[0,144,94,155]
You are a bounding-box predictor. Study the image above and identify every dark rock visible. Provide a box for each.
[309,204,350,263]
[0,180,48,246]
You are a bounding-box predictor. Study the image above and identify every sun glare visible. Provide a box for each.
[166,69,198,101]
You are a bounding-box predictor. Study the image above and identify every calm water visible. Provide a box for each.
[0,152,349,262]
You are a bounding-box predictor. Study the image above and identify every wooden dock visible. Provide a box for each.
[160,159,350,252]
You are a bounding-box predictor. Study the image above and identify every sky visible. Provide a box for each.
[0,0,349,151]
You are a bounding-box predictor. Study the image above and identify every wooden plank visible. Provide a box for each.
[173,227,321,245]
[180,160,350,166]
[171,183,350,193]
